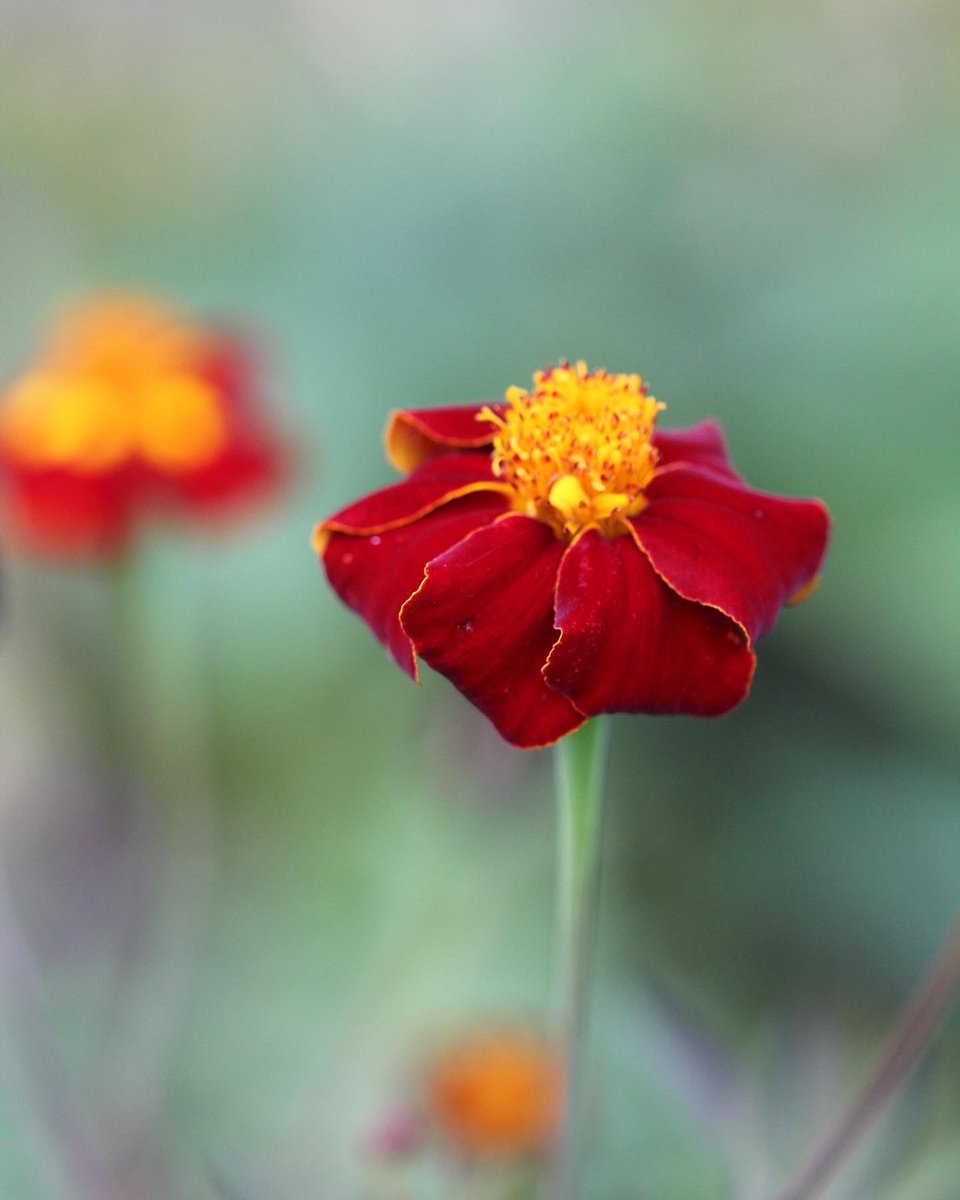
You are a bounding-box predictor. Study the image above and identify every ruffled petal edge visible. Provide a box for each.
[400,513,584,748]
[385,405,501,474]
[545,529,756,718]
[314,452,510,554]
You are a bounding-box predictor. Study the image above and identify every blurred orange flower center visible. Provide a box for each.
[0,299,227,475]
[427,1032,563,1158]
[480,360,664,538]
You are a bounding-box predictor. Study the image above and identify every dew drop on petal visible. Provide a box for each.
[370,535,382,546]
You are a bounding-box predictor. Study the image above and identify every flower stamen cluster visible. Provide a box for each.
[479,360,664,538]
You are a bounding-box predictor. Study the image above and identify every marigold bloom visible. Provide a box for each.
[0,295,286,559]
[425,1030,562,1158]
[315,362,830,749]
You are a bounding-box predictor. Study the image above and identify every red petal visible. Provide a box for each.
[545,531,755,717]
[400,515,583,749]
[162,436,287,520]
[315,453,506,553]
[385,405,501,473]
[1,466,134,560]
[653,420,739,478]
[194,331,261,399]
[160,332,289,521]
[632,466,830,641]
[323,493,510,678]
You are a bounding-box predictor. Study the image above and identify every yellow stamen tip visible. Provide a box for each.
[548,474,590,518]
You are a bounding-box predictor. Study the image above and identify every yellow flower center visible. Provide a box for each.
[0,298,227,475]
[136,375,227,470]
[480,361,664,538]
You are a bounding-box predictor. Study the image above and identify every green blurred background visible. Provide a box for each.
[0,2,958,1197]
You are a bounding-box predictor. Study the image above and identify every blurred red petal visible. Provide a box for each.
[194,331,260,400]
[165,333,289,519]
[632,467,830,641]
[324,493,509,677]
[163,438,287,520]
[400,515,583,748]
[385,405,502,473]
[316,453,507,551]
[1,467,133,560]
[545,530,755,716]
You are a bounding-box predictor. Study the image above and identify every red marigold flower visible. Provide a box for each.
[315,361,830,749]
[0,294,287,560]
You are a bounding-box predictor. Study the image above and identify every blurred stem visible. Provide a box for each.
[552,716,611,1200]
[97,545,217,1165]
[0,871,123,1200]
[772,914,960,1200]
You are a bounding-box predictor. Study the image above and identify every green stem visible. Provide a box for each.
[552,716,611,1200]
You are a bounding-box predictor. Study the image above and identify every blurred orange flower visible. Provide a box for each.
[0,294,287,559]
[425,1029,563,1159]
